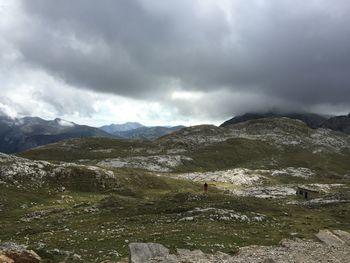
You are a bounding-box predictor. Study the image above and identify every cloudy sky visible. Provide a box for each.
[0,0,349,126]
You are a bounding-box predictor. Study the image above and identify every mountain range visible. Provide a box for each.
[100,122,145,133]
[0,111,349,154]
[0,115,186,153]
[100,122,185,140]
[0,115,113,153]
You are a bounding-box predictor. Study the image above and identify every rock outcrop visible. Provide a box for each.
[0,254,14,263]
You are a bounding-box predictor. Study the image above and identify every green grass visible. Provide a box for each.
[175,138,277,172]
[171,137,350,175]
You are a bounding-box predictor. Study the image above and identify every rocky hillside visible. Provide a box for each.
[20,118,350,175]
[0,153,118,192]
[220,112,328,129]
[220,112,350,135]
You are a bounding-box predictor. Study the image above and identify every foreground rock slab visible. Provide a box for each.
[128,243,169,263]
[131,230,350,263]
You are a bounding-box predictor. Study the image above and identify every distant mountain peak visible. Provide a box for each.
[100,122,144,133]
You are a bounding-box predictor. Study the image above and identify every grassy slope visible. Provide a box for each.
[18,137,157,162]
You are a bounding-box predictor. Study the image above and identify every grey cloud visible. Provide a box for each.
[9,0,350,117]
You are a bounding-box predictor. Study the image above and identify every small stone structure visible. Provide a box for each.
[296,186,319,200]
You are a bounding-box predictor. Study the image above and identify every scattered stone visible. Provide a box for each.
[181,207,266,223]
[98,155,192,172]
[179,216,194,222]
[271,167,314,178]
[19,208,65,222]
[71,254,82,261]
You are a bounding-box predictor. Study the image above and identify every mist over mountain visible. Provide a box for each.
[321,113,350,134]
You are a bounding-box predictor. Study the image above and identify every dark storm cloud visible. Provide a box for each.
[17,0,350,115]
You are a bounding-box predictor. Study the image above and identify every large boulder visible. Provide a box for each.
[0,242,41,263]
[315,230,345,247]
[128,243,169,263]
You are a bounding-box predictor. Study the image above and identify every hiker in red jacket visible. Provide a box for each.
[203,182,208,193]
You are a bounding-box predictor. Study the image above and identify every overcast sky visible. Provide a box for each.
[0,0,349,126]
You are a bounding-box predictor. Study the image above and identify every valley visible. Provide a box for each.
[1,117,350,262]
